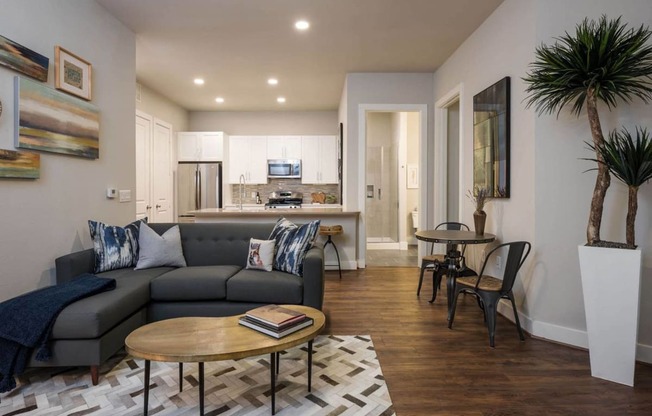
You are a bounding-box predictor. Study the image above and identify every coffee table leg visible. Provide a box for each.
[179,362,183,393]
[144,360,150,416]
[270,353,276,415]
[308,340,313,392]
[199,362,205,416]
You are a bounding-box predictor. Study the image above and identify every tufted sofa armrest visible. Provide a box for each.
[302,245,325,310]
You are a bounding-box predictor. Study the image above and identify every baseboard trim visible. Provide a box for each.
[497,301,652,363]
[325,260,357,270]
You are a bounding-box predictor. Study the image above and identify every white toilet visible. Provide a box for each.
[411,210,418,230]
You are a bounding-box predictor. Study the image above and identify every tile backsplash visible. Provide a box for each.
[231,179,339,204]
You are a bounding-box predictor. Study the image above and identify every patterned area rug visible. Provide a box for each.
[0,335,394,415]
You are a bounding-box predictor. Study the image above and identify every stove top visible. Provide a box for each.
[266,196,302,209]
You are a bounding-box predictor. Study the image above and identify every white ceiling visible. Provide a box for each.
[97,0,504,111]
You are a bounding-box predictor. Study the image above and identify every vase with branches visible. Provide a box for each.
[523,15,652,247]
[467,186,491,235]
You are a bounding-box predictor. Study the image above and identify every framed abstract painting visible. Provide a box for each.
[15,77,99,159]
[472,77,510,198]
[0,34,49,82]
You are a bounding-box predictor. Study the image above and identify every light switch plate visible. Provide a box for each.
[118,190,131,203]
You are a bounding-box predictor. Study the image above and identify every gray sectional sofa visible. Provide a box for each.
[28,222,325,384]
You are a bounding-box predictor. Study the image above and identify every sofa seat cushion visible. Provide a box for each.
[150,265,242,301]
[226,269,303,304]
[51,267,172,339]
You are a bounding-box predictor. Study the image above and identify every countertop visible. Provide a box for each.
[191,207,359,217]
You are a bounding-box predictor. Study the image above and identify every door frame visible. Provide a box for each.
[433,83,465,253]
[136,110,153,220]
[357,103,428,268]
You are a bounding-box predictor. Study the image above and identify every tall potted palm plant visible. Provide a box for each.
[523,15,652,386]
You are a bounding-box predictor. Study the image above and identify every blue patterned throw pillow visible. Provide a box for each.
[268,218,320,276]
[88,219,145,273]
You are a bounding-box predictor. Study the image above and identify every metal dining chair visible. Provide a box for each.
[416,222,469,297]
[448,241,532,347]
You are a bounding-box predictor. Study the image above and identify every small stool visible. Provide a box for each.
[319,225,343,279]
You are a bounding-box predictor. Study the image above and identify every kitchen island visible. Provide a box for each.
[191,207,360,270]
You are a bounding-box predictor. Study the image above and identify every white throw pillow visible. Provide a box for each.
[135,223,187,270]
[245,238,275,271]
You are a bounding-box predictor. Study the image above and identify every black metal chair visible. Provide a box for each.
[416,222,469,297]
[448,241,532,347]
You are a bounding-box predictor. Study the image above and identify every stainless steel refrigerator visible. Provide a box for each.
[177,162,222,220]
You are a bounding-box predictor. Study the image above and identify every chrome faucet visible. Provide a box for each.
[239,174,246,211]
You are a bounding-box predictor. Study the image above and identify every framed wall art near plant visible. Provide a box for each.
[55,46,92,100]
[0,149,40,179]
[15,76,99,159]
[0,34,49,82]
[473,76,510,198]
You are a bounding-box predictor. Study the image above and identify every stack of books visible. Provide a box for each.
[239,305,314,338]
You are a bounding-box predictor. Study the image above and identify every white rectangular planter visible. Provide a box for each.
[578,245,642,386]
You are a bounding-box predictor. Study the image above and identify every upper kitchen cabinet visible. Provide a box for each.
[301,135,338,184]
[267,136,302,159]
[227,136,268,184]
[178,131,225,161]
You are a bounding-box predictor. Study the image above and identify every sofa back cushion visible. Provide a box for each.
[148,223,276,267]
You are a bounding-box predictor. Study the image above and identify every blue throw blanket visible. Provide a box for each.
[0,274,116,393]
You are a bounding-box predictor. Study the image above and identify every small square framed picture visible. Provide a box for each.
[55,46,92,100]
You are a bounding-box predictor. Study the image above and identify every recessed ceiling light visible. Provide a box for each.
[194,78,205,85]
[294,20,310,31]
[215,97,225,103]
[277,97,286,103]
[267,78,279,86]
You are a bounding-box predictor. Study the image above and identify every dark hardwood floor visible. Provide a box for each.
[322,267,652,416]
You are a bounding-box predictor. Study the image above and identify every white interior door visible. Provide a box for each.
[152,119,173,222]
[135,112,152,220]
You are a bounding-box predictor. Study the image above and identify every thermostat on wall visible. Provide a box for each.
[106,188,116,199]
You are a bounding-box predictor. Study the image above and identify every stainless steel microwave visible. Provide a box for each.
[267,159,301,179]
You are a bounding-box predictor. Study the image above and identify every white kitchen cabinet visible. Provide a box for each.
[301,135,339,184]
[267,136,302,159]
[228,136,268,184]
[177,131,224,161]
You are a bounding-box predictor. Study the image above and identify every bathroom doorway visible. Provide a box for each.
[365,111,421,266]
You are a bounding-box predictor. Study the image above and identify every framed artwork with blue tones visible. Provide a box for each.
[0,34,49,82]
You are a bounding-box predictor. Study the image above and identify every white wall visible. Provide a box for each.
[189,111,338,135]
[0,0,136,301]
[340,73,433,266]
[342,73,434,216]
[433,0,652,357]
[532,0,652,350]
[136,82,189,132]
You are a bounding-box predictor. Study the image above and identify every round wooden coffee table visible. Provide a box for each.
[125,305,325,415]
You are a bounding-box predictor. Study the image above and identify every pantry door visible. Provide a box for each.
[152,118,173,222]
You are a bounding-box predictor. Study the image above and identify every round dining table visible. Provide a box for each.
[415,230,495,320]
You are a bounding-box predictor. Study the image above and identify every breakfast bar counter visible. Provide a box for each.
[192,207,358,219]
[191,207,360,271]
